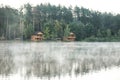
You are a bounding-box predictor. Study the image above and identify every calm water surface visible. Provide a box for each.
[0,41,120,79]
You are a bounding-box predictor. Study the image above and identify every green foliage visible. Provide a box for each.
[118,29,120,37]
[106,29,111,37]
[85,23,95,37]
[64,25,70,37]
[69,21,85,40]
[1,3,120,41]
[23,23,34,39]
[0,6,19,39]
[97,29,102,37]
[43,27,50,40]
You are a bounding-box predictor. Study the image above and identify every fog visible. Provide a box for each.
[0,41,120,80]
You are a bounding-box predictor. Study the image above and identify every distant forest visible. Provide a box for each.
[0,3,120,41]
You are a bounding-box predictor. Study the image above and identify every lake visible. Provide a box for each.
[0,41,120,80]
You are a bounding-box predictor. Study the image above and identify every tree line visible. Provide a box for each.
[0,3,120,41]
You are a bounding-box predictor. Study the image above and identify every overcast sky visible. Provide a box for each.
[0,0,120,14]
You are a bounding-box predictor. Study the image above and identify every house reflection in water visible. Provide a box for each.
[31,32,43,41]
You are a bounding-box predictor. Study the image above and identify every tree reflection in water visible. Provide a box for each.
[0,49,14,76]
[24,42,120,79]
[1,42,120,79]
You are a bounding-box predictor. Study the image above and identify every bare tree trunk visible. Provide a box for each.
[6,16,8,40]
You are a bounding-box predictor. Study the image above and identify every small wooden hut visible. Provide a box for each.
[63,32,76,41]
[67,32,76,41]
[31,32,43,41]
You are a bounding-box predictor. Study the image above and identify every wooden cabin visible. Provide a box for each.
[67,32,76,41]
[31,32,43,41]
[63,32,76,41]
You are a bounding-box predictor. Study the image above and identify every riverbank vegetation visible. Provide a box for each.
[0,3,120,41]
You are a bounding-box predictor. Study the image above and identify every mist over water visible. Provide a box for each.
[0,41,120,80]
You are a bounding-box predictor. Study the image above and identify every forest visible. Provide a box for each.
[0,3,120,41]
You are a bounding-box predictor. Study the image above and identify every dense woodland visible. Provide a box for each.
[1,3,120,41]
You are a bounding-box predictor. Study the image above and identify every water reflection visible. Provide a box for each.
[0,43,14,76]
[0,41,120,79]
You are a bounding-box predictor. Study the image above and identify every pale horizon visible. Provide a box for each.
[0,0,120,14]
